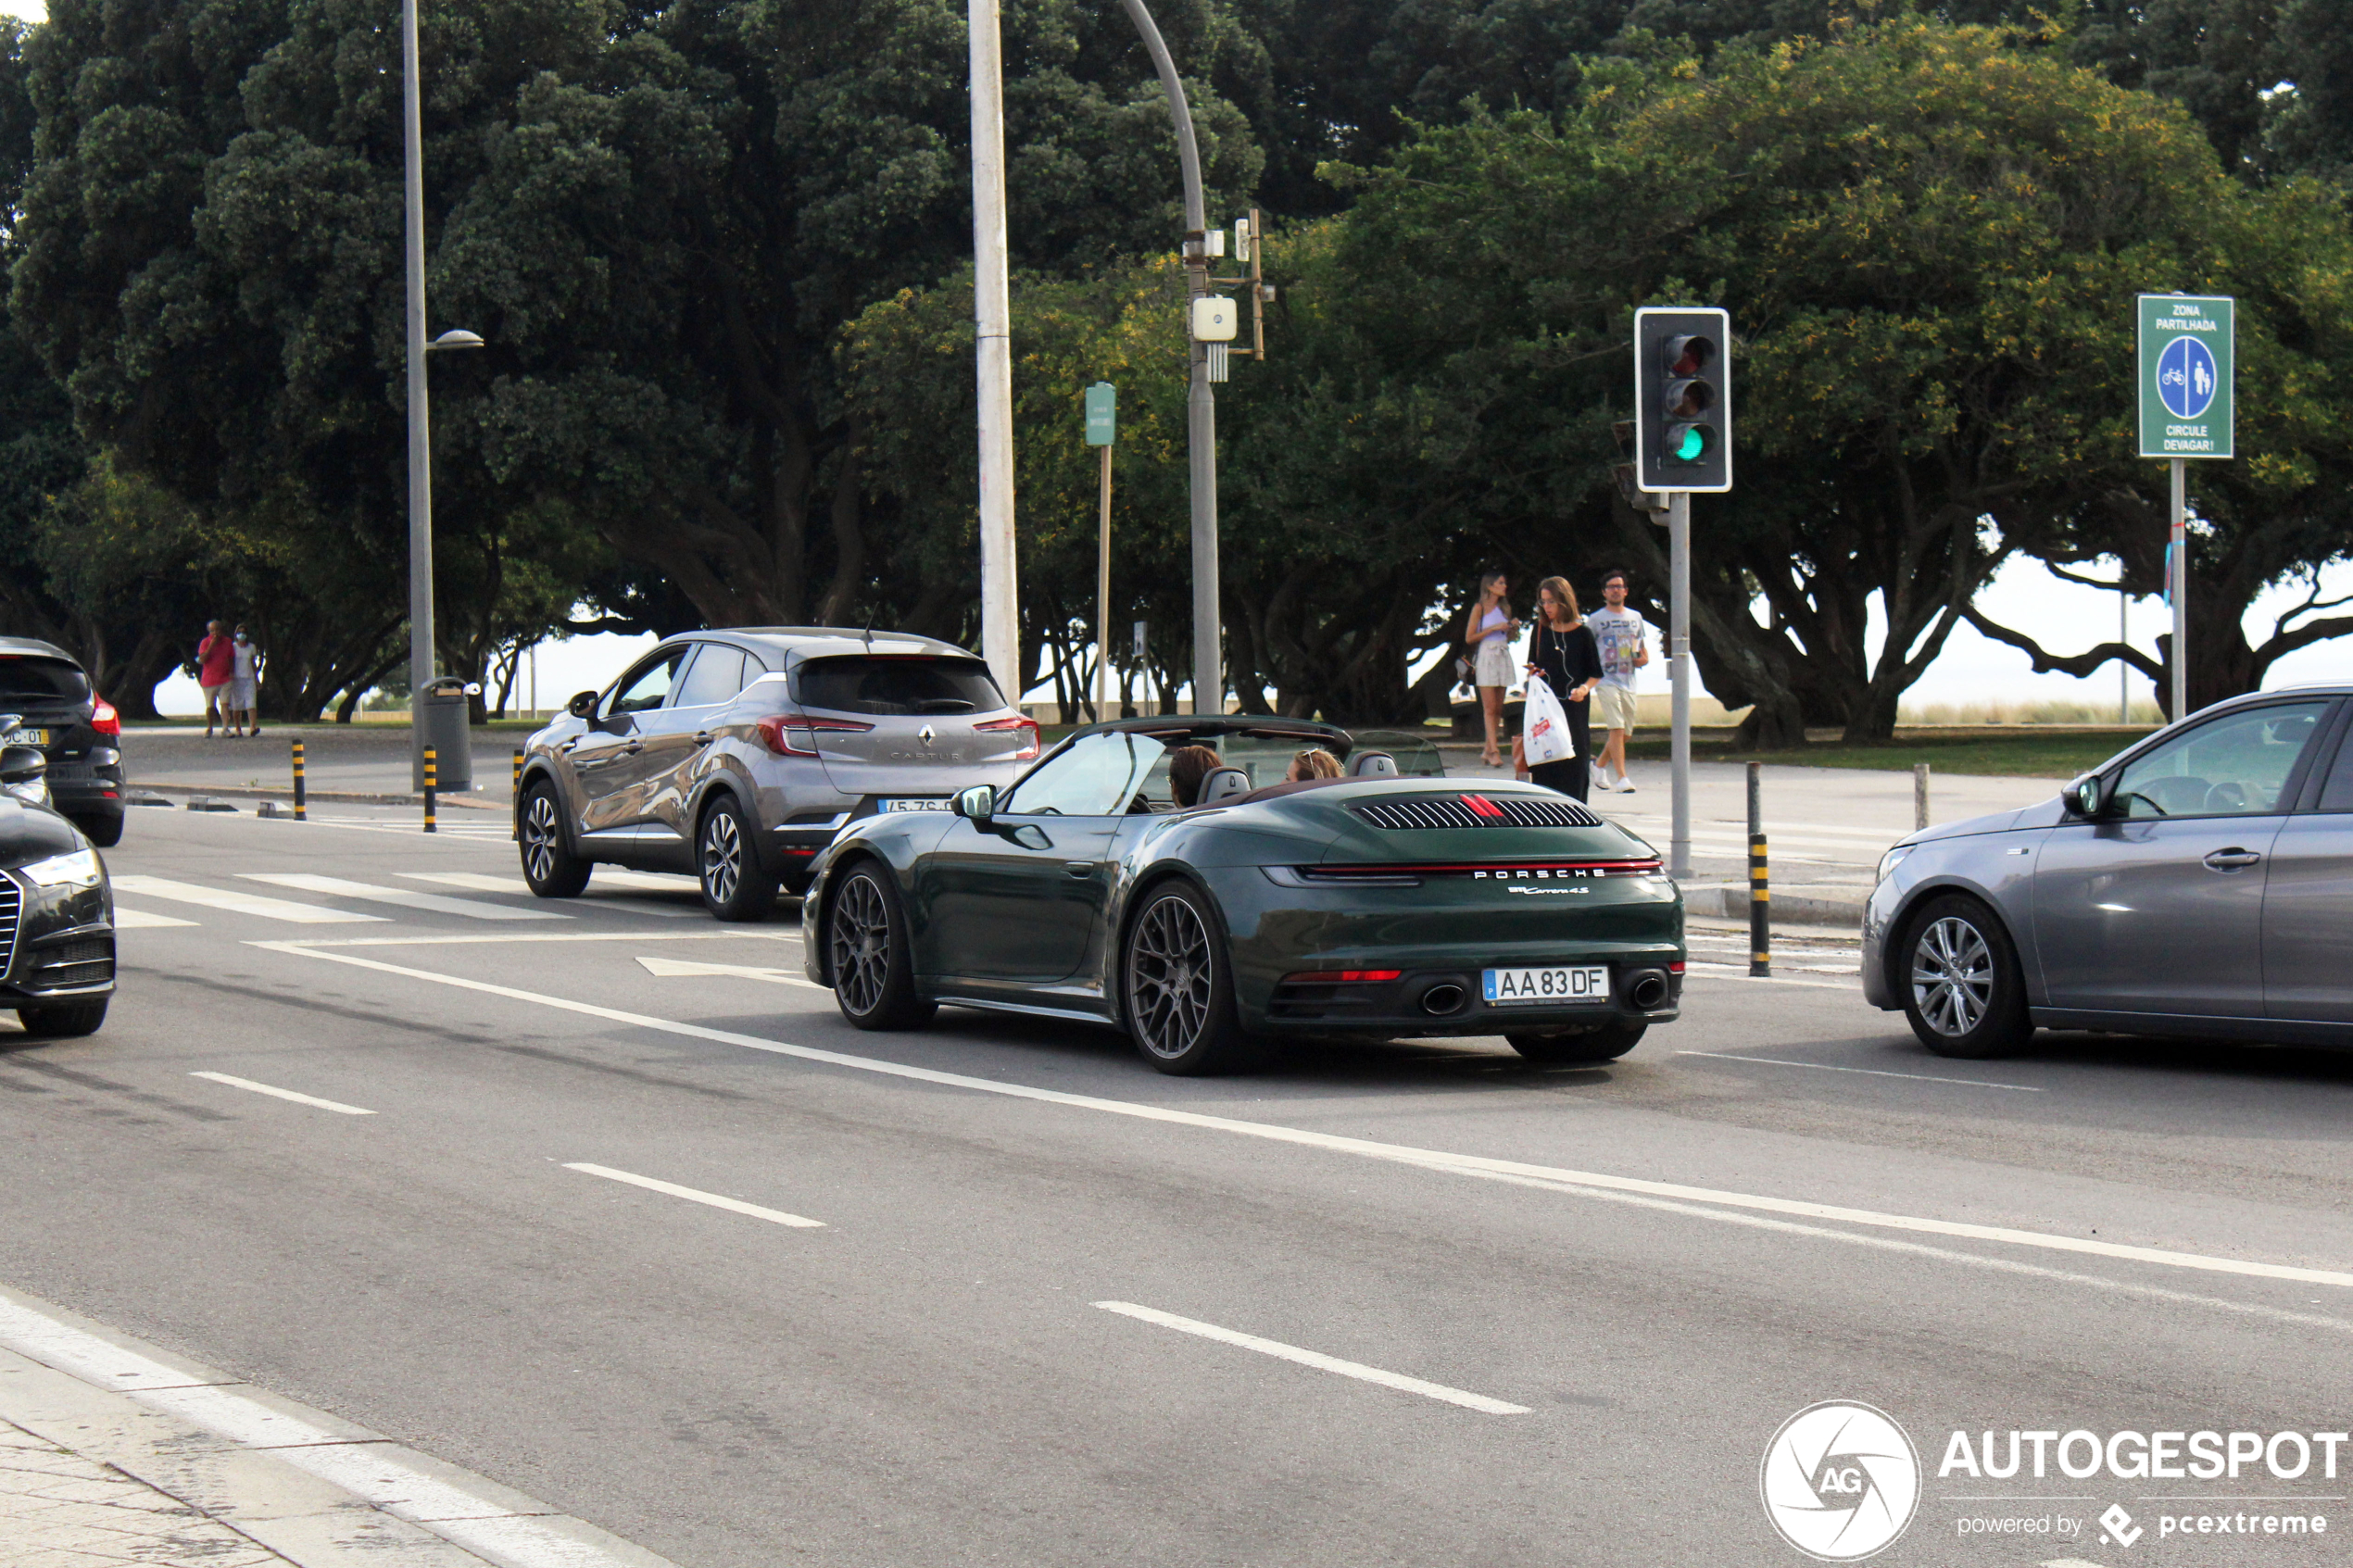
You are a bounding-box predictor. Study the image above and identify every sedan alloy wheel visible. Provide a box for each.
[1911,915,1994,1037]
[1897,894,2031,1059]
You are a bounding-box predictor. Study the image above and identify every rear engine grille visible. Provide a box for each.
[0,881,19,978]
[1353,793,1602,831]
[29,935,112,990]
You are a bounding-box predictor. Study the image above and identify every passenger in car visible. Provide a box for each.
[1284,748,1342,782]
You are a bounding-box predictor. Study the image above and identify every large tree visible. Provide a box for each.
[1331,21,2353,741]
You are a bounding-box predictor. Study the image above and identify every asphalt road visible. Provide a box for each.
[4,803,2350,1565]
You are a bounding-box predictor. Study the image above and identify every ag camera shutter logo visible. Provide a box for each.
[1760,1401,1921,1561]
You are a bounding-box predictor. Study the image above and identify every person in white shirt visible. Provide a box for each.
[1583,569,1648,793]
[226,626,263,738]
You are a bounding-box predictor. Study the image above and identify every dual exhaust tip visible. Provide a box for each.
[1412,969,1671,1016]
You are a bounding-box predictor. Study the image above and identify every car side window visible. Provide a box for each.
[2316,724,2353,812]
[2112,702,2329,818]
[601,650,685,719]
[1000,733,1163,817]
[672,646,747,709]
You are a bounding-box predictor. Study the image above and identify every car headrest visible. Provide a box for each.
[1348,750,1398,778]
[1198,767,1252,804]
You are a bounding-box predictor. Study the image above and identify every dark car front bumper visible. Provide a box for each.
[0,872,116,1004]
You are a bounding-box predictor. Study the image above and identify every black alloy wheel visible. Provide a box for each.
[1900,894,2032,1059]
[698,795,779,922]
[1123,883,1249,1075]
[16,1000,107,1037]
[827,863,933,1030]
[518,782,591,897]
[1504,1021,1646,1064]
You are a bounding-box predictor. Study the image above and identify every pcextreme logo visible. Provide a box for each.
[1761,1401,1922,1561]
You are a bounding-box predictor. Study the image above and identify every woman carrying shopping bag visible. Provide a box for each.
[1524,575,1603,801]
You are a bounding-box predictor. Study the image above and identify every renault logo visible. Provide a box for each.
[918,725,935,746]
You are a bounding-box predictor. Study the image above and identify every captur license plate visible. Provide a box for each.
[882,797,950,812]
[1482,965,1610,1006]
[1,728,48,746]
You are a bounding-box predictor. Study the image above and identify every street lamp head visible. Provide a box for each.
[429,329,484,351]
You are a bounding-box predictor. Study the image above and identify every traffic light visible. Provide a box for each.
[1633,307,1731,493]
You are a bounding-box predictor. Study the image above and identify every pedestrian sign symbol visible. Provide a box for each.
[2136,295,2233,458]
[2157,334,2217,420]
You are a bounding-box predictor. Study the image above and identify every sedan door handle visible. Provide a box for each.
[694,732,715,746]
[1063,860,1095,879]
[558,739,578,755]
[2203,848,2262,870]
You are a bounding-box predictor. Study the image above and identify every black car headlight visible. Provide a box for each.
[19,847,103,896]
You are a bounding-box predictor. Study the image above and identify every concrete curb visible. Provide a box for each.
[127,782,510,811]
[1682,882,1866,930]
[0,1283,680,1568]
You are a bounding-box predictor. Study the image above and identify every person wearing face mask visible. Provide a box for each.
[226,625,263,737]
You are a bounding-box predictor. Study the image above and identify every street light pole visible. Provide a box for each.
[401,0,432,784]
[1118,0,1220,717]
[969,0,1020,702]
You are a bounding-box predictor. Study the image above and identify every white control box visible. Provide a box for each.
[1190,296,1239,343]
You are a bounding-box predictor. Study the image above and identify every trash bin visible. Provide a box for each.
[412,678,479,792]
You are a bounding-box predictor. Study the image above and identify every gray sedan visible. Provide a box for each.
[1863,685,2353,1057]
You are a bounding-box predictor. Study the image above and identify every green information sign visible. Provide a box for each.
[1084,382,1116,446]
[2136,295,2233,459]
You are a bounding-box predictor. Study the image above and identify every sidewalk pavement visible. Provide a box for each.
[0,1285,678,1568]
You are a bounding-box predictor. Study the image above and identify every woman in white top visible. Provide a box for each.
[1461,569,1520,768]
[227,626,262,737]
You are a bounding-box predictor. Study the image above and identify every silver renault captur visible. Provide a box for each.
[1863,685,2353,1059]
[515,629,1040,921]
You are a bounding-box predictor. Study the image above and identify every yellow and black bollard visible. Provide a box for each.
[1747,760,1770,978]
[291,739,307,821]
[511,748,523,841]
[423,746,438,834]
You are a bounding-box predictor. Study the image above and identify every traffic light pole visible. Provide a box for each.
[2169,458,2187,722]
[1667,491,1692,883]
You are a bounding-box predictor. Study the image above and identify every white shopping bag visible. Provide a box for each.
[1522,678,1573,766]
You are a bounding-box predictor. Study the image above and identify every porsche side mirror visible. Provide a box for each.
[953,784,996,822]
[567,690,598,719]
[2063,775,2108,818]
[0,744,46,784]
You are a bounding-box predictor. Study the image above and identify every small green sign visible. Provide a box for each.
[1084,382,1116,446]
[2136,295,2233,459]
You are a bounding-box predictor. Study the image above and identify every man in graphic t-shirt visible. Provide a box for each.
[1584,570,1649,795]
[195,621,233,738]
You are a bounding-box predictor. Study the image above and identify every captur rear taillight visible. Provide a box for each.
[90,696,120,737]
[975,713,1041,760]
[754,714,874,756]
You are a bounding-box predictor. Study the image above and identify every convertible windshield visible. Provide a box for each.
[1002,732,1167,816]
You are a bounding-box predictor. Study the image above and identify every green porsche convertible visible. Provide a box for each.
[799,717,1684,1074]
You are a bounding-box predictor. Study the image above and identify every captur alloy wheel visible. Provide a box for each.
[1911,915,1994,1037]
[518,784,590,897]
[701,809,743,906]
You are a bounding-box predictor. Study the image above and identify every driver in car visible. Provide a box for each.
[1167,745,1223,809]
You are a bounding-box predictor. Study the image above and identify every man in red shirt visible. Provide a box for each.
[196,621,233,737]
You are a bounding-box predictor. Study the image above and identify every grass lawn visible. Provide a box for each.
[1623,727,2155,778]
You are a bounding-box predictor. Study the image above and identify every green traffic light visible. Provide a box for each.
[1676,427,1706,461]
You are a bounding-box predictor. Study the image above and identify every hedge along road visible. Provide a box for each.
[3,802,2351,1566]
